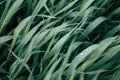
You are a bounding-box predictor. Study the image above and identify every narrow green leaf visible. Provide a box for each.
[0,36,12,44]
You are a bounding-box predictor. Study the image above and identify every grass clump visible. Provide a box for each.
[0,0,120,80]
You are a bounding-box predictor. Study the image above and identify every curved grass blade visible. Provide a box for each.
[79,17,107,41]
[0,0,24,33]
[0,36,12,44]
[103,25,120,39]
[65,44,98,77]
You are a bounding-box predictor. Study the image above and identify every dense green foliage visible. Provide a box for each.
[0,0,120,80]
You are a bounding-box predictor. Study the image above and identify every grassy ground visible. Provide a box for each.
[0,0,120,80]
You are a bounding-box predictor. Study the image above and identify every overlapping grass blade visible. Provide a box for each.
[79,17,107,40]
[0,0,24,33]
[0,0,120,79]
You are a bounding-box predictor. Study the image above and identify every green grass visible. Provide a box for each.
[0,0,120,80]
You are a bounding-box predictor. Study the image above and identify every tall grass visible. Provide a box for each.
[0,0,120,80]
